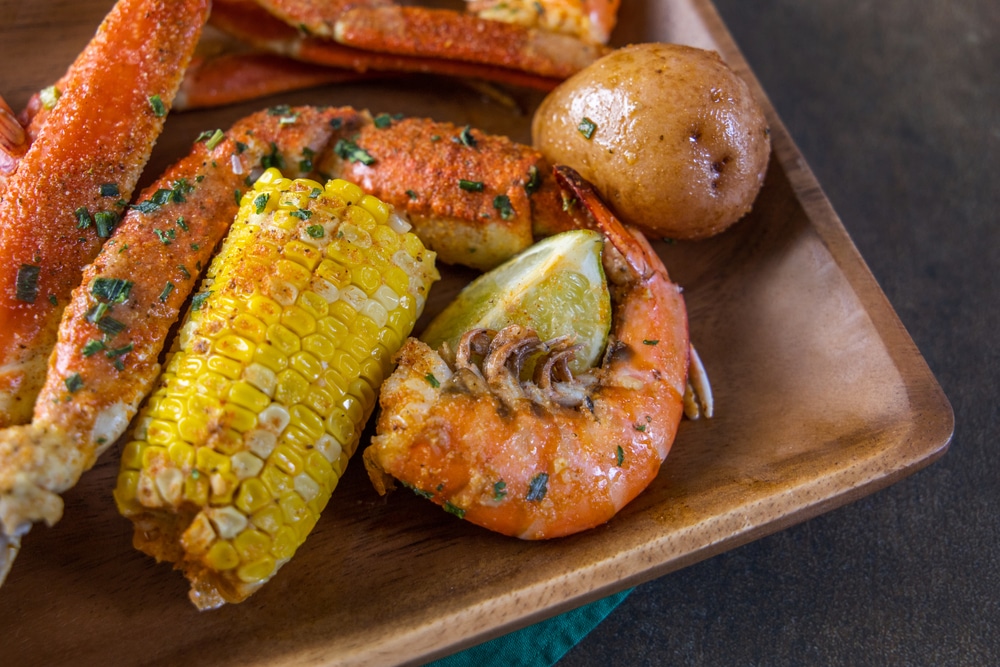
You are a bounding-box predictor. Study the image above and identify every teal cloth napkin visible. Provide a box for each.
[427,589,632,667]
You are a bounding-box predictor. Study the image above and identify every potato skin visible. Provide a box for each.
[532,43,770,239]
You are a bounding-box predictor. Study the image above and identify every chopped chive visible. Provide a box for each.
[99,183,119,198]
[425,373,440,388]
[260,142,285,170]
[309,187,322,199]
[405,189,418,200]
[526,473,549,502]
[412,487,434,500]
[334,138,376,165]
[15,264,41,303]
[578,117,597,139]
[112,358,125,371]
[64,373,84,393]
[85,301,109,325]
[492,480,507,502]
[148,94,166,117]
[643,339,660,346]
[48,294,57,306]
[291,209,312,221]
[177,265,191,280]
[373,113,393,129]
[204,129,225,150]
[459,179,484,192]
[91,277,133,303]
[175,216,188,231]
[634,423,646,432]
[455,125,477,148]
[234,189,242,206]
[235,141,248,154]
[105,342,134,358]
[97,316,127,336]
[94,211,119,237]
[493,194,514,220]
[329,118,343,130]
[616,445,625,466]
[160,280,174,303]
[443,502,466,519]
[268,104,292,116]
[191,291,211,311]
[74,206,93,229]
[190,243,199,251]
[305,224,325,238]
[253,192,270,214]
[81,339,105,357]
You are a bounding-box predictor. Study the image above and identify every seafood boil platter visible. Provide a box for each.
[0,0,952,665]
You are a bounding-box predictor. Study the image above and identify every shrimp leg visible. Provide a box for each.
[0,0,211,427]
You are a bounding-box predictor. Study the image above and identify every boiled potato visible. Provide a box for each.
[532,43,770,239]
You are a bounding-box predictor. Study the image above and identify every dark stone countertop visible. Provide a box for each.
[561,0,999,664]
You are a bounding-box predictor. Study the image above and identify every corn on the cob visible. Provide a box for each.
[114,169,438,609]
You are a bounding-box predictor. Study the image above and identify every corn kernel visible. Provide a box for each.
[184,472,210,505]
[284,239,322,271]
[232,312,268,344]
[261,463,293,497]
[113,471,140,513]
[237,558,277,584]
[168,441,195,468]
[258,404,291,434]
[275,368,309,405]
[289,351,323,383]
[267,323,301,356]
[181,512,216,556]
[152,396,186,423]
[232,451,264,480]
[230,378,272,411]
[247,294,283,325]
[235,477,271,514]
[178,415,207,444]
[280,305,316,338]
[302,384,336,418]
[222,403,258,434]
[196,447,231,475]
[251,504,283,535]
[208,354,244,381]
[210,428,244,456]
[326,178,363,203]
[317,316,348,342]
[253,343,289,373]
[359,193,390,225]
[206,540,240,571]
[302,333,336,363]
[290,404,324,441]
[270,526,298,560]
[120,440,147,470]
[209,470,239,505]
[245,429,278,459]
[196,370,231,400]
[328,300,357,325]
[316,259,350,288]
[234,528,272,563]
[314,434,343,466]
[214,334,256,365]
[326,408,354,446]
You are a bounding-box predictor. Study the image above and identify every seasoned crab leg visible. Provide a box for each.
[209,0,567,93]
[0,106,356,586]
[0,0,210,428]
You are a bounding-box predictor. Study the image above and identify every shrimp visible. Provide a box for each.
[0,0,210,428]
[363,165,690,539]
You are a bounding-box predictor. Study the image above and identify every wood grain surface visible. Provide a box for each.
[0,1,952,665]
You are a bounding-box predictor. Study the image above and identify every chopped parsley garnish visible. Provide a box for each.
[299,146,315,172]
[406,189,418,200]
[459,179,484,192]
[235,141,248,154]
[81,339,105,357]
[153,228,175,245]
[94,211,119,237]
[148,94,166,118]
[91,277,133,303]
[260,142,285,170]
[305,224,325,238]
[455,125,477,148]
[642,339,660,346]
[15,264,40,303]
[443,502,466,519]
[525,165,541,196]
[616,446,625,466]
[412,487,434,500]
[578,117,597,139]
[334,139,376,165]
[253,192,270,214]
[492,480,508,502]
[105,342,133,358]
[64,373,84,393]
[177,265,191,280]
[493,194,514,220]
[234,189,242,206]
[526,473,549,502]
[309,187,322,199]
[100,183,120,198]
[159,282,175,303]
[373,113,393,129]
[425,373,440,388]
[634,423,646,432]
[290,209,313,220]
[175,216,189,231]
[74,206,93,229]
[85,302,109,325]
[191,291,211,311]
[48,294,57,306]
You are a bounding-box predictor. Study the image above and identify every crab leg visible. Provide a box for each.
[209,0,566,93]
[0,106,360,586]
[0,0,210,428]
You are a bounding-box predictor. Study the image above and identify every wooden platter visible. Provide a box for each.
[0,1,953,664]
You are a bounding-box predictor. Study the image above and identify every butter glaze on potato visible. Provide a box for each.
[532,43,770,240]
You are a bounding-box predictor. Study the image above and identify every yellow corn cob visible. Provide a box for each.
[114,169,438,609]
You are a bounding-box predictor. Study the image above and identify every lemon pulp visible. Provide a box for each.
[420,229,611,374]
